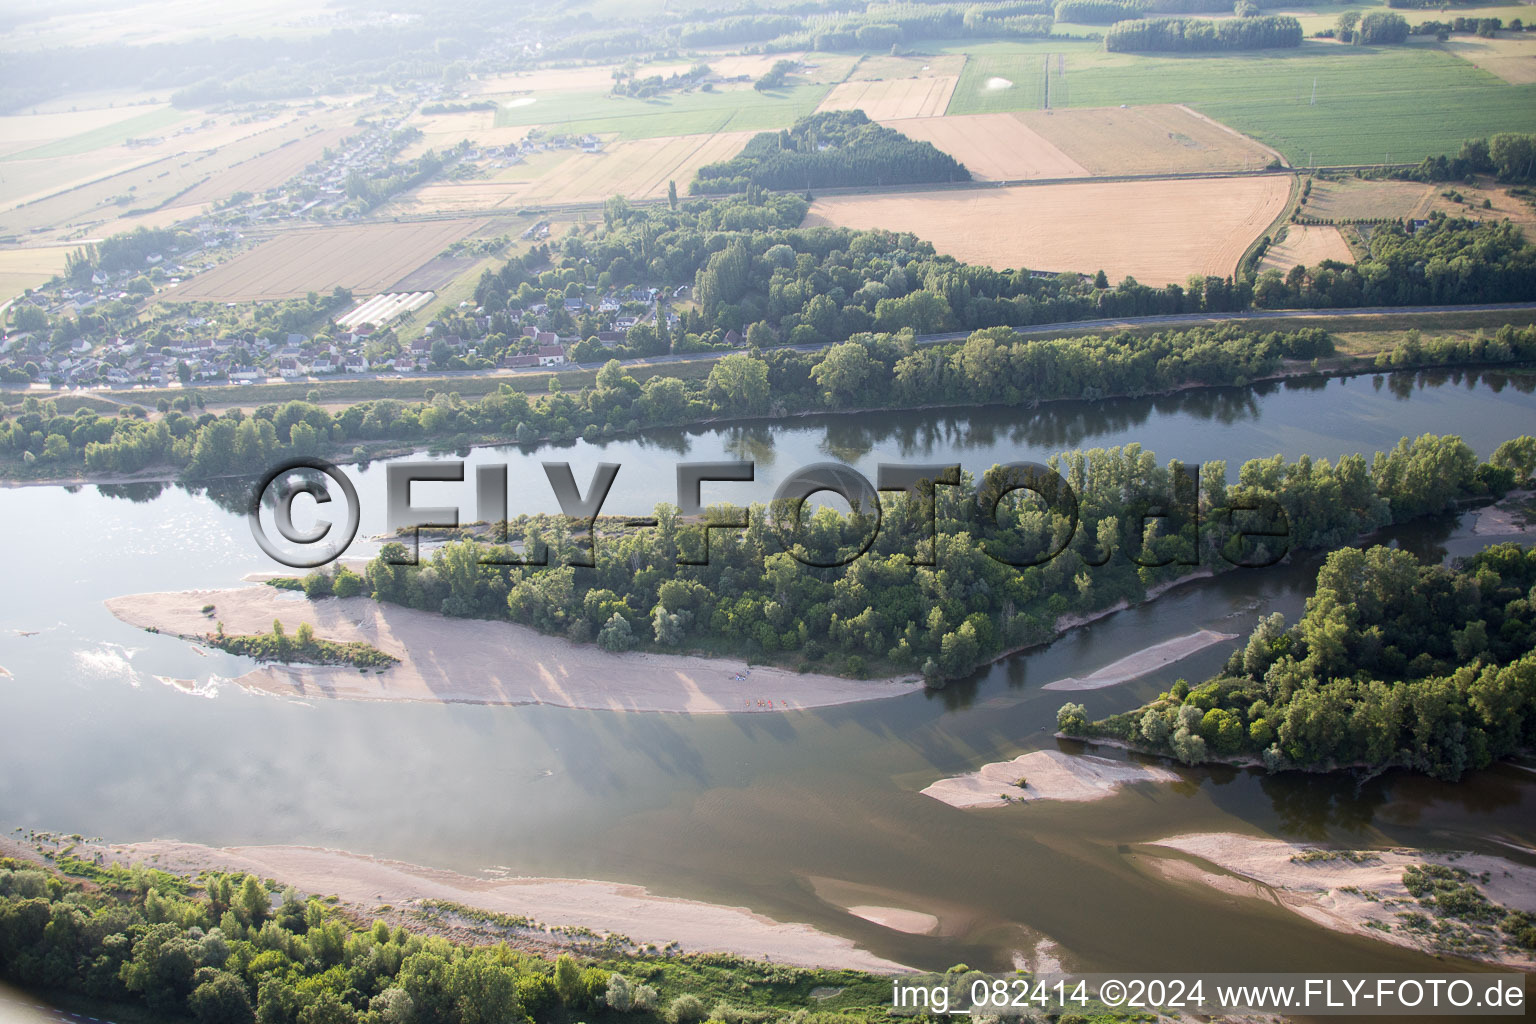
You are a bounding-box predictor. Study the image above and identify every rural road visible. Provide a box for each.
[0,993,119,1024]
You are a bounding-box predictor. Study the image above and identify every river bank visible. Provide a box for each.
[104,585,925,713]
[1041,628,1236,690]
[1144,832,1536,969]
[0,835,908,973]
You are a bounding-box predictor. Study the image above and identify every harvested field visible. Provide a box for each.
[175,127,353,207]
[1426,181,1536,225]
[398,132,754,211]
[847,54,967,82]
[804,175,1292,287]
[1306,177,1436,221]
[167,220,484,302]
[0,105,171,158]
[1259,225,1354,274]
[1017,104,1282,176]
[883,113,1086,180]
[816,76,958,120]
[0,246,73,303]
[390,256,481,293]
[1443,36,1536,85]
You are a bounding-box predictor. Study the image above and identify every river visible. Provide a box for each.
[2,367,1534,973]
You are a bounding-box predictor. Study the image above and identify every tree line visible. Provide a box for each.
[344,430,1526,682]
[690,110,970,195]
[1388,134,1536,184]
[9,321,1536,480]
[1055,0,1143,25]
[1252,216,1536,309]
[0,850,902,1024]
[1071,525,1536,782]
[1105,14,1303,50]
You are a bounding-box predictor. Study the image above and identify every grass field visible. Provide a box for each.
[490,85,830,140]
[5,107,190,162]
[941,39,1536,167]
[1306,177,1436,220]
[0,105,170,158]
[1259,224,1355,273]
[1062,42,1536,167]
[804,174,1292,286]
[882,114,1087,180]
[946,49,1050,114]
[167,220,486,302]
[816,77,958,119]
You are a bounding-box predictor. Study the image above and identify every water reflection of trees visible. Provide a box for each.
[94,482,170,503]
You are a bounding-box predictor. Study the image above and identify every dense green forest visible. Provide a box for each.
[1388,134,1536,184]
[1069,532,1536,780]
[1253,216,1536,308]
[1104,14,1303,51]
[329,432,1531,682]
[0,851,928,1024]
[1055,0,1143,24]
[10,320,1536,482]
[690,111,970,195]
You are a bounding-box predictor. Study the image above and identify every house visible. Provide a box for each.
[501,354,538,368]
[537,345,566,367]
[724,329,742,347]
[277,357,309,379]
[533,330,560,347]
[563,297,585,313]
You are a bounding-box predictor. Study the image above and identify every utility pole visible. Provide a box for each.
[1311,78,1317,105]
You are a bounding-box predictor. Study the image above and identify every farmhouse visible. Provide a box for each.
[537,345,567,367]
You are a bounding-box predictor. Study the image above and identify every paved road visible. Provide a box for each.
[0,993,119,1024]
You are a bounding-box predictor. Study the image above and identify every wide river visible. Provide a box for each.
[3,368,1535,972]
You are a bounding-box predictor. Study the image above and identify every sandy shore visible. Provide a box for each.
[920,749,1180,808]
[1042,629,1237,691]
[1149,833,1536,968]
[104,586,924,714]
[52,838,907,973]
[1471,490,1533,536]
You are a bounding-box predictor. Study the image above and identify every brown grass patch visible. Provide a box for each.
[1306,177,1436,221]
[1016,105,1281,176]
[167,220,484,302]
[1259,225,1355,274]
[1442,36,1536,85]
[816,77,958,120]
[0,246,74,302]
[804,175,1292,287]
[882,113,1087,180]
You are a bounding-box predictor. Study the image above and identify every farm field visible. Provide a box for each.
[489,84,830,139]
[881,114,1087,180]
[393,131,755,212]
[1044,41,1536,166]
[0,246,74,303]
[803,174,1292,287]
[847,53,968,81]
[1017,104,1282,175]
[174,126,354,207]
[1305,177,1437,220]
[166,220,486,302]
[1259,225,1355,274]
[0,105,357,241]
[945,48,1052,114]
[4,106,190,161]
[816,76,958,120]
[1442,36,1536,85]
[0,105,169,158]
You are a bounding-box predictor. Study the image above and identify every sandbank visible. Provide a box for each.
[1042,629,1237,690]
[1149,832,1536,968]
[73,838,909,972]
[104,586,924,714]
[920,749,1180,809]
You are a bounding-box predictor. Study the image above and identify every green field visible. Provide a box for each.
[491,84,831,139]
[5,107,188,162]
[944,46,1056,114]
[946,39,1536,166]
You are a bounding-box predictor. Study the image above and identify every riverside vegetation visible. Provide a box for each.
[0,850,982,1024]
[1063,471,1536,781]
[307,433,1536,682]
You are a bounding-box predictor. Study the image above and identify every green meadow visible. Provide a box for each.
[944,39,1536,166]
